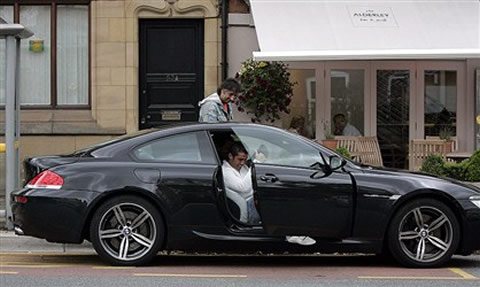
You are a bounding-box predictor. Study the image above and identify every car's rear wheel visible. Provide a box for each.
[388,198,460,268]
[90,195,164,266]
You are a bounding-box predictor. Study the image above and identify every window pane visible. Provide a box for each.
[331,70,364,136]
[424,70,457,138]
[285,69,316,139]
[20,6,51,105]
[57,5,88,105]
[0,6,14,105]
[134,132,208,163]
[476,69,480,150]
[232,127,324,168]
[377,70,410,169]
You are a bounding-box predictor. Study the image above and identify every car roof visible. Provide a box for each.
[86,122,287,158]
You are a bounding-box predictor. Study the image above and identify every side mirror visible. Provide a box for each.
[329,155,345,171]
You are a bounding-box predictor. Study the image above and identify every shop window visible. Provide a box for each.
[424,71,457,138]
[476,69,480,150]
[0,3,89,107]
[285,69,316,139]
[330,70,364,136]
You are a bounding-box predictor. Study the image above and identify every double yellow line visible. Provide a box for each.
[358,268,478,280]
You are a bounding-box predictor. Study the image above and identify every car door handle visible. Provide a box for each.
[260,174,278,183]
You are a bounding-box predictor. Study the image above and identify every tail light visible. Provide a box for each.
[26,170,64,190]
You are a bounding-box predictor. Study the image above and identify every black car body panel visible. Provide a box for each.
[11,122,480,265]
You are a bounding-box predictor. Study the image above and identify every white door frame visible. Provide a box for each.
[416,61,466,150]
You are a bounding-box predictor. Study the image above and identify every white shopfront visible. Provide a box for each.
[249,0,480,169]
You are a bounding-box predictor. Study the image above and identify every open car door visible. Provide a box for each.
[231,126,354,238]
[253,163,353,238]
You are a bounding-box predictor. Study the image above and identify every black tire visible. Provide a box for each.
[89,195,165,266]
[387,198,460,268]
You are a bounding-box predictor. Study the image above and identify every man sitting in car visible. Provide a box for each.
[222,143,260,225]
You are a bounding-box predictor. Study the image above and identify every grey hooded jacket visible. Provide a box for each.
[198,93,233,122]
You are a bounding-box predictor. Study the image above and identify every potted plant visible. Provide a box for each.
[235,58,296,123]
[439,127,454,153]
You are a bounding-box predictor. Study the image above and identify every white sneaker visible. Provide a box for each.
[285,236,316,246]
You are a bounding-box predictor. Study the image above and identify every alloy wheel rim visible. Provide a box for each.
[98,202,157,262]
[398,206,453,263]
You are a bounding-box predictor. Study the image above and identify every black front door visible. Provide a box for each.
[139,19,204,129]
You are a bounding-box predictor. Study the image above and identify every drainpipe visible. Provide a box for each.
[221,0,228,80]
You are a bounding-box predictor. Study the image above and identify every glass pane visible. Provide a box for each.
[232,127,324,168]
[57,5,88,105]
[377,70,410,169]
[134,132,211,163]
[284,69,316,139]
[424,71,457,138]
[0,6,14,105]
[476,69,480,150]
[20,6,51,105]
[330,70,364,136]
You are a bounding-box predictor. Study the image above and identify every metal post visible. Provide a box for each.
[15,38,20,187]
[5,35,17,230]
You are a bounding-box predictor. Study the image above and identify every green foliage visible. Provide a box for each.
[235,58,296,123]
[335,146,351,159]
[439,127,453,140]
[420,150,480,182]
[443,161,467,181]
[420,154,447,177]
[464,150,480,181]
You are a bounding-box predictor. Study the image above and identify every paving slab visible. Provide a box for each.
[0,230,95,253]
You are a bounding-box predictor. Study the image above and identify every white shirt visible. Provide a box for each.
[222,160,254,222]
[343,123,362,136]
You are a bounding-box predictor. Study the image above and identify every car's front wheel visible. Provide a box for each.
[90,195,164,266]
[387,198,460,268]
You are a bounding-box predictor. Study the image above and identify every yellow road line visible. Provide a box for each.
[0,252,95,256]
[134,273,247,279]
[0,264,95,268]
[449,268,478,280]
[0,271,19,275]
[358,276,475,280]
[92,266,136,270]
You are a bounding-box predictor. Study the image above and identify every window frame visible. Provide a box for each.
[1,0,91,109]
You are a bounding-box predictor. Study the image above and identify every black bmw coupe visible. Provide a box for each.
[11,123,480,267]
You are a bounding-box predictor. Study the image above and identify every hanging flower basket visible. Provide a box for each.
[235,58,296,123]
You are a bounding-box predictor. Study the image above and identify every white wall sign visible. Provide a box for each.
[348,6,398,27]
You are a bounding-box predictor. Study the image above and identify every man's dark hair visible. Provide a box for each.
[217,78,241,95]
[229,142,248,157]
[333,113,346,122]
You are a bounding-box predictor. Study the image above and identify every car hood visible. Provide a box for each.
[355,165,480,196]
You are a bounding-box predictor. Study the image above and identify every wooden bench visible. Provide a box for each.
[409,139,447,171]
[334,136,383,167]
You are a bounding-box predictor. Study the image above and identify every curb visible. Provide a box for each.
[0,230,95,253]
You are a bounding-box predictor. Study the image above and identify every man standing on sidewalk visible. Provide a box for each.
[198,78,241,122]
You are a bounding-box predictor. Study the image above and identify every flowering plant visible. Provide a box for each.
[235,58,295,123]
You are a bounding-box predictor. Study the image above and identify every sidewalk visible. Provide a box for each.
[0,230,95,253]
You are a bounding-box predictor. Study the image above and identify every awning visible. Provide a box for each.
[250,0,480,61]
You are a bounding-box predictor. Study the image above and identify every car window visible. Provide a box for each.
[133,131,215,163]
[231,127,325,169]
